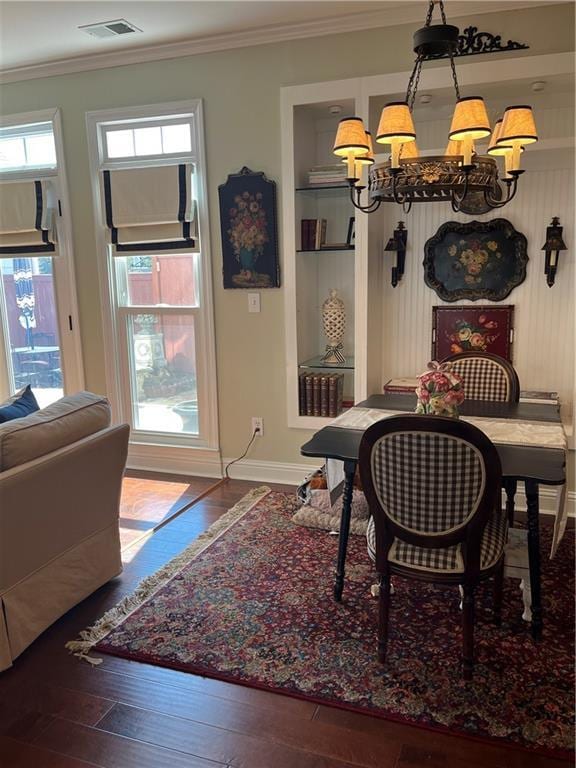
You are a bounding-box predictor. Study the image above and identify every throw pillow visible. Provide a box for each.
[0,385,40,423]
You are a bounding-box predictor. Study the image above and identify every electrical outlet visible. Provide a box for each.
[251,417,264,436]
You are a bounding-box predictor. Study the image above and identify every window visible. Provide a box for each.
[87,102,218,451]
[0,110,83,405]
[102,117,195,161]
[0,122,57,171]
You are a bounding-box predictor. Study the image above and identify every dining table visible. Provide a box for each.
[300,393,567,640]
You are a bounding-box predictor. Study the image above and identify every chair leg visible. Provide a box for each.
[462,584,475,681]
[377,572,391,664]
[493,559,504,626]
[504,478,517,526]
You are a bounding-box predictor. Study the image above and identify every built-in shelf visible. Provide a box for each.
[297,247,354,253]
[299,355,355,370]
[295,184,350,192]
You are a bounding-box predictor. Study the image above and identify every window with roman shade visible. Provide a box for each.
[101,163,198,252]
[0,179,56,255]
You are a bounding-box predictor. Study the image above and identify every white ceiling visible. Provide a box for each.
[0,1,563,77]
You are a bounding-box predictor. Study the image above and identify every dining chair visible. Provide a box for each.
[442,351,520,403]
[443,351,520,524]
[359,414,507,681]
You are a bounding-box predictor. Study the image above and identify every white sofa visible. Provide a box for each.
[0,391,129,671]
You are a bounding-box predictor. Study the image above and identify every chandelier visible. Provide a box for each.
[332,0,538,215]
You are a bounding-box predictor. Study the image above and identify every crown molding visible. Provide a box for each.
[0,1,557,85]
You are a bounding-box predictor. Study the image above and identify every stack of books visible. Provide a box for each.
[307,164,348,186]
[298,372,344,417]
[519,390,559,404]
[301,218,327,250]
[384,379,560,406]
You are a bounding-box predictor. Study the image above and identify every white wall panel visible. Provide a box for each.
[378,165,575,414]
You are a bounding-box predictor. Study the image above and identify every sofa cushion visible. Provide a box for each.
[0,386,39,423]
[0,391,111,471]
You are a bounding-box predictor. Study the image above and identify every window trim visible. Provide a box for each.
[0,107,85,401]
[86,100,219,452]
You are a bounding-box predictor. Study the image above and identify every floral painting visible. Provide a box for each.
[218,167,280,289]
[423,219,528,301]
[432,305,514,361]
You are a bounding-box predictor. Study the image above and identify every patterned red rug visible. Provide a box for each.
[68,487,574,758]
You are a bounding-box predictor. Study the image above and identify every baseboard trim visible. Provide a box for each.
[222,458,319,485]
[127,443,222,478]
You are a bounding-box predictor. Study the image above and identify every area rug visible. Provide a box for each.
[67,487,574,758]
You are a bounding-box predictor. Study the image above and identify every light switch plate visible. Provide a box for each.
[248,293,261,313]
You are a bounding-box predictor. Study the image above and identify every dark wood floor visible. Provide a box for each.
[0,477,571,768]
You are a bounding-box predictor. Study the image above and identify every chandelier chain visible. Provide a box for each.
[405,56,424,110]
[447,51,461,100]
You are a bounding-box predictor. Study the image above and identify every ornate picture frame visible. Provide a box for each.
[218,167,280,289]
[423,218,528,302]
[432,304,514,361]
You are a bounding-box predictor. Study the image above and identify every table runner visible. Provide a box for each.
[330,407,567,450]
[327,407,567,557]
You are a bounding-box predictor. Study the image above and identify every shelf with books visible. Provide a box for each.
[282,87,375,428]
[299,355,355,370]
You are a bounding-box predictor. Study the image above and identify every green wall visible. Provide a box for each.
[0,3,573,466]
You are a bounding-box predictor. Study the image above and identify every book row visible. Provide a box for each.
[300,218,327,250]
[299,371,344,417]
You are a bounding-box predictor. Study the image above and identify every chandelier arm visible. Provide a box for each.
[402,199,413,215]
[349,184,382,213]
[391,171,408,205]
[450,168,471,209]
[483,177,519,208]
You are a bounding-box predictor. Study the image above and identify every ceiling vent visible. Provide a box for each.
[78,19,142,39]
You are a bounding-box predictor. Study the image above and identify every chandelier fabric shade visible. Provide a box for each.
[376,102,417,144]
[333,118,370,157]
[355,131,375,165]
[444,139,463,157]
[487,119,506,155]
[399,141,420,159]
[498,105,538,145]
[449,97,491,141]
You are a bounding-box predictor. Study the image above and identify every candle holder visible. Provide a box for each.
[384,221,408,287]
[541,217,567,287]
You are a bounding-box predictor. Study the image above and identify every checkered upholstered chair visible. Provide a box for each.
[443,352,520,525]
[442,352,520,403]
[359,414,507,681]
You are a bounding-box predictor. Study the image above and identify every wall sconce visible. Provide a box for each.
[541,217,567,287]
[384,221,407,287]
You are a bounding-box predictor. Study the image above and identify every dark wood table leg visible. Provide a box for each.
[525,479,543,639]
[504,478,517,526]
[334,459,356,602]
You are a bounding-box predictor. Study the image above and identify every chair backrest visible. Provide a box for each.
[359,415,502,573]
[442,352,520,402]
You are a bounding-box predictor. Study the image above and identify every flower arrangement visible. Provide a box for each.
[448,237,501,286]
[449,313,499,354]
[415,361,465,418]
[227,191,268,275]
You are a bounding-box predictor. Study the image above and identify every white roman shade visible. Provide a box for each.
[102,163,198,252]
[0,179,56,256]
